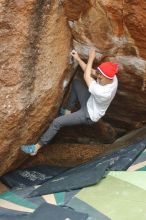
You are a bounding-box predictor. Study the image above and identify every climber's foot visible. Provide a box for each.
[60,107,71,116]
[21,144,39,156]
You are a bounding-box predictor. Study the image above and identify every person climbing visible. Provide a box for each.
[21,48,119,156]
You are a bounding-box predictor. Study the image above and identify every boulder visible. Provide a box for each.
[0,0,146,175]
[0,0,72,175]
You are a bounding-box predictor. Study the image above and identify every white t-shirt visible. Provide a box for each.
[87,76,118,122]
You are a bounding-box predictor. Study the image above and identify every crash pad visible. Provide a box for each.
[128,149,146,171]
[29,139,146,197]
[67,171,146,220]
[1,165,67,188]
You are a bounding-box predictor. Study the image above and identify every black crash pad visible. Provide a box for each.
[29,139,146,197]
[28,203,88,220]
[0,203,88,220]
[1,165,67,188]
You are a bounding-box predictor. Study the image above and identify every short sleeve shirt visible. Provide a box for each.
[87,76,118,122]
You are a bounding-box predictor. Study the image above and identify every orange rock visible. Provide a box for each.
[0,0,146,175]
[0,0,72,175]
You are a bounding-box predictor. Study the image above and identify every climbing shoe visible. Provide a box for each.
[21,144,37,156]
[59,107,71,116]
[60,107,66,115]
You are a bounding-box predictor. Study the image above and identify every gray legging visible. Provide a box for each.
[38,79,94,146]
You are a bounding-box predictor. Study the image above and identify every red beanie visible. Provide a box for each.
[97,62,119,79]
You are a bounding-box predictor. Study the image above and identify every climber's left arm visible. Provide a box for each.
[84,48,96,87]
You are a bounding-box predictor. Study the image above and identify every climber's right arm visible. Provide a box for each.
[71,50,96,77]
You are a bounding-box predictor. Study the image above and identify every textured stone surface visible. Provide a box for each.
[64,0,146,129]
[0,0,72,175]
[0,181,9,193]
[22,126,146,168]
[0,0,146,175]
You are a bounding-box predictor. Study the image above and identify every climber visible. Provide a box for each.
[21,48,119,156]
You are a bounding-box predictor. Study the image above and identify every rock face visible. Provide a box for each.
[0,0,72,175]
[64,0,146,130]
[22,126,146,168]
[0,0,146,175]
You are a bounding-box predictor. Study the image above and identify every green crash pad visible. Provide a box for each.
[0,191,37,210]
[67,171,146,220]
